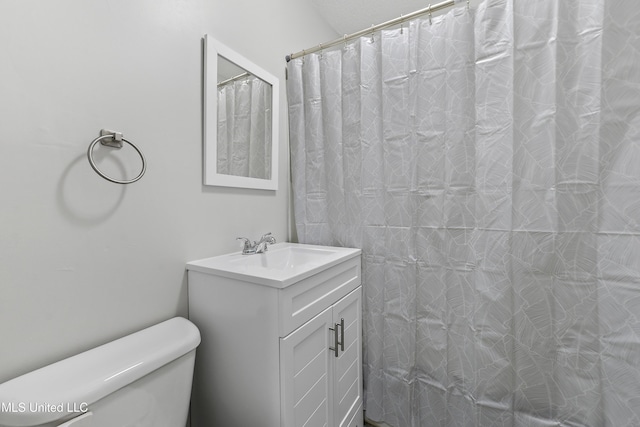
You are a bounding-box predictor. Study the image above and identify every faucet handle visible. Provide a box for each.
[256,233,276,252]
[260,232,276,244]
[236,237,252,250]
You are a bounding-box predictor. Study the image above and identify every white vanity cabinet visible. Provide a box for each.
[186,243,362,427]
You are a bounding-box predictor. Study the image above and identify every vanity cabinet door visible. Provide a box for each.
[333,288,363,427]
[280,287,363,427]
[280,307,334,427]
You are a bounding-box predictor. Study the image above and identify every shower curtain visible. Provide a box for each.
[217,76,272,179]
[287,0,640,425]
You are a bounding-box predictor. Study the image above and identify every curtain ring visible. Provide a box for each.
[400,14,404,34]
[428,4,432,25]
[467,0,470,9]
[343,34,348,49]
[319,43,323,59]
[370,24,375,43]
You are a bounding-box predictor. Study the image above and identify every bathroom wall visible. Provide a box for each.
[0,0,337,383]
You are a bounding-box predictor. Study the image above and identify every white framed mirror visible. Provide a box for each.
[203,35,279,190]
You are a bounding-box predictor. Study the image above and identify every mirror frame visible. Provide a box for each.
[203,35,279,190]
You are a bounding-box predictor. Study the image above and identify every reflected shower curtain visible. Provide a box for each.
[287,0,640,425]
[217,76,272,179]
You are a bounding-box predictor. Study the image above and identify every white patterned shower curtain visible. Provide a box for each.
[217,76,272,179]
[287,0,640,425]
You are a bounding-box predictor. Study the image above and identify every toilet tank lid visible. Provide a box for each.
[0,317,200,427]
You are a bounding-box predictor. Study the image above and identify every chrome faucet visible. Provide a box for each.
[237,232,276,255]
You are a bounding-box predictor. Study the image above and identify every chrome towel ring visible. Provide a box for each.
[87,129,146,184]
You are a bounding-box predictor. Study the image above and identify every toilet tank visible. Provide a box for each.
[0,317,200,427]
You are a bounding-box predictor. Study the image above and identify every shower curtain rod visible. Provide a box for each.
[285,0,459,62]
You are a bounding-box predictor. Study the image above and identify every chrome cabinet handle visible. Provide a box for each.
[329,323,339,358]
[329,318,345,358]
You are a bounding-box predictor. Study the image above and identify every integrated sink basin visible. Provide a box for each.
[229,245,337,269]
[186,242,360,288]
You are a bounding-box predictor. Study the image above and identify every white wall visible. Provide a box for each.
[310,0,483,35]
[0,0,337,383]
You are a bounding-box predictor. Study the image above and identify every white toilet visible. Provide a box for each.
[0,317,200,427]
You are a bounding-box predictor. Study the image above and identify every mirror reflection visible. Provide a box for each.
[216,55,273,180]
